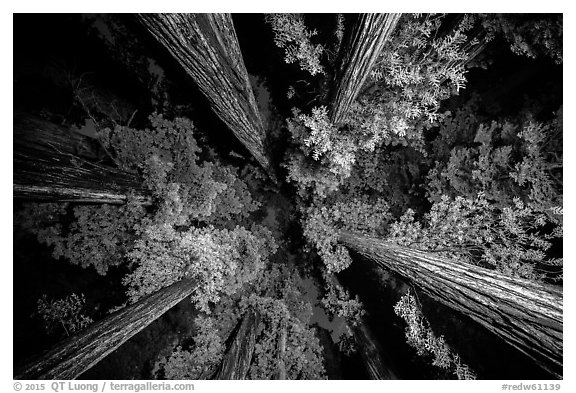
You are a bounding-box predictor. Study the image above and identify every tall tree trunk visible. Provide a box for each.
[216,310,260,380]
[15,279,197,380]
[329,13,401,125]
[338,231,563,378]
[275,322,287,380]
[137,14,273,178]
[14,114,149,204]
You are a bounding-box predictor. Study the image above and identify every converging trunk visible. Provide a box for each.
[13,114,149,204]
[216,310,260,380]
[352,321,397,380]
[338,231,563,378]
[275,322,287,380]
[137,14,273,177]
[15,279,197,380]
[329,13,401,125]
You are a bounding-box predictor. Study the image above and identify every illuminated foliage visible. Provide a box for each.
[16,199,146,275]
[265,14,325,76]
[35,293,93,337]
[426,107,563,220]
[124,223,277,311]
[14,13,563,380]
[320,273,365,324]
[394,290,477,379]
[17,114,262,277]
[161,316,226,380]
[388,194,561,281]
[350,13,480,141]
[302,196,392,273]
[241,269,327,380]
[100,114,260,227]
[284,14,486,196]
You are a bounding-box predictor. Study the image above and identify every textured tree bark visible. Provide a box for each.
[14,114,149,204]
[216,310,260,380]
[15,279,197,380]
[137,14,273,177]
[329,13,401,125]
[338,231,563,378]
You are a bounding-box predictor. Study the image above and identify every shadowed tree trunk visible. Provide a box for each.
[137,14,273,178]
[329,13,401,124]
[352,321,397,380]
[14,279,197,380]
[216,310,260,380]
[275,322,287,379]
[329,275,397,379]
[338,231,563,378]
[13,114,149,204]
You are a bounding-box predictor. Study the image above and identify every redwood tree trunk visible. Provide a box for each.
[338,231,563,378]
[216,310,260,380]
[14,114,149,204]
[329,13,401,124]
[137,14,273,177]
[15,279,197,380]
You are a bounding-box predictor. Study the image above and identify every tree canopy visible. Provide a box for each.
[13,13,562,381]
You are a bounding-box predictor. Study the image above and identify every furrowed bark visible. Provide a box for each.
[216,310,260,380]
[137,14,273,177]
[15,279,197,380]
[329,13,401,125]
[14,114,149,204]
[338,231,563,378]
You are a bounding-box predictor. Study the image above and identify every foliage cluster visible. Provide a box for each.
[283,14,485,197]
[241,268,326,379]
[16,199,146,275]
[416,103,563,280]
[283,106,355,197]
[99,114,261,227]
[320,273,365,325]
[123,223,277,311]
[17,108,335,379]
[394,290,477,379]
[283,13,563,372]
[35,293,93,337]
[17,115,262,279]
[388,194,561,281]
[342,145,428,215]
[347,13,480,139]
[158,264,327,380]
[265,14,325,76]
[302,196,392,273]
[160,316,226,379]
[426,105,562,220]
[15,12,564,380]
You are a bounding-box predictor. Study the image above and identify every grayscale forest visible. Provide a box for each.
[13,13,562,380]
